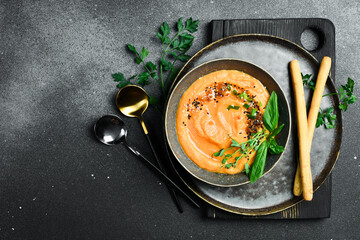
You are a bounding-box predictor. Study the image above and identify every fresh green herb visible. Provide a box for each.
[112,17,199,110]
[268,123,285,138]
[157,18,199,96]
[112,73,137,88]
[336,78,356,111]
[230,139,241,147]
[244,162,250,175]
[262,91,279,132]
[268,138,285,154]
[244,103,250,109]
[239,92,248,100]
[249,91,284,183]
[302,73,316,90]
[213,148,225,157]
[232,89,239,96]
[246,108,257,119]
[226,84,231,91]
[227,105,240,110]
[225,163,233,169]
[302,75,357,128]
[249,141,269,183]
[259,101,263,107]
[212,91,285,183]
[316,107,336,129]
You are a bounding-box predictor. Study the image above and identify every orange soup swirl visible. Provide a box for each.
[176,70,270,174]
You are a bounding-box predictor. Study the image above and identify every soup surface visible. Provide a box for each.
[176,70,270,174]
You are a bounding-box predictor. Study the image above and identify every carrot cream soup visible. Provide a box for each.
[176,70,270,174]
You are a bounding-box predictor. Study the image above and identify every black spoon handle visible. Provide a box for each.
[123,142,200,209]
[145,134,183,213]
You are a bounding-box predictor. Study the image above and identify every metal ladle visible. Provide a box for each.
[94,115,199,208]
[115,85,184,212]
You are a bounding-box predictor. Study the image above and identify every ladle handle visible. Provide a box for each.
[123,143,200,209]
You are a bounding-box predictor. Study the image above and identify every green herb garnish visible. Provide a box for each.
[244,103,250,109]
[244,162,250,175]
[212,91,285,183]
[302,75,357,128]
[213,148,225,157]
[302,73,316,90]
[239,92,248,100]
[246,108,257,119]
[249,141,269,183]
[112,17,199,111]
[262,92,279,132]
[227,105,240,110]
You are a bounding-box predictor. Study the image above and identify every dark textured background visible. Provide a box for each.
[0,0,359,239]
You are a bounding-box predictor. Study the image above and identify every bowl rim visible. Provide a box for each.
[165,58,292,187]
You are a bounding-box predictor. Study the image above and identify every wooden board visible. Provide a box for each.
[205,18,335,219]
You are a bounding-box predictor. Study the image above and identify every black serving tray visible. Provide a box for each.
[166,18,336,219]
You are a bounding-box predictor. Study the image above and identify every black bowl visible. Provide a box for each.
[165,59,291,187]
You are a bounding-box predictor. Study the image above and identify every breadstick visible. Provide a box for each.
[293,57,332,197]
[307,57,332,142]
[290,60,313,201]
[293,162,302,196]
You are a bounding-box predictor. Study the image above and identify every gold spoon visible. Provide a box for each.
[116,85,184,212]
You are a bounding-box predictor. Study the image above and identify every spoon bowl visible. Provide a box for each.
[116,85,149,118]
[94,115,127,145]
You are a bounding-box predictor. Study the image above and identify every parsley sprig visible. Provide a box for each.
[303,74,357,128]
[213,92,285,183]
[112,17,199,108]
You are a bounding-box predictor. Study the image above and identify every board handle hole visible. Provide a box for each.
[300,27,324,52]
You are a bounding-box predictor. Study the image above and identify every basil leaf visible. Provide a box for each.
[263,91,279,132]
[268,138,285,155]
[268,123,284,138]
[250,141,268,183]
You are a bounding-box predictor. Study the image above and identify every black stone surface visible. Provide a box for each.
[0,1,359,239]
